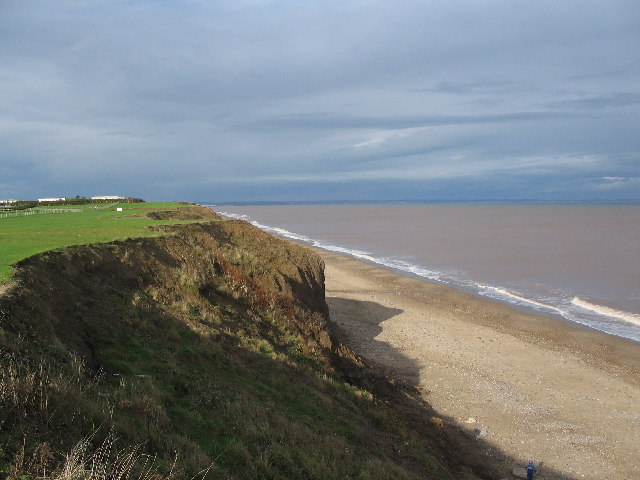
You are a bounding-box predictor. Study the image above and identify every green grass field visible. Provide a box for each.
[0,202,210,283]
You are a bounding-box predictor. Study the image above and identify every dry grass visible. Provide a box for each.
[0,219,457,480]
[8,431,181,480]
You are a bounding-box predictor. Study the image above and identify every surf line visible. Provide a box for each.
[572,297,640,326]
[477,285,565,314]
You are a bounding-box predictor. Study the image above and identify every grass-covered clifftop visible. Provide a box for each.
[0,207,488,479]
[0,202,218,283]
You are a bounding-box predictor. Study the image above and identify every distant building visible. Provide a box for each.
[91,195,124,200]
[0,199,17,204]
[38,197,66,202]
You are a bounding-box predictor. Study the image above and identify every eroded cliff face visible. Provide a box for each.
[2,219,336,372]
[0,216,484,480]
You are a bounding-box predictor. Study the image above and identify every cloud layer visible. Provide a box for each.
[1,0,639,201]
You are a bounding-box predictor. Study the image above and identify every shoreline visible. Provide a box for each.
[305,242,640,369]
[314,246,640,480]
[217,209,640,345]
[380,263,640,346]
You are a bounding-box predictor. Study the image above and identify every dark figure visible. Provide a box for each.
[526,460,537,480]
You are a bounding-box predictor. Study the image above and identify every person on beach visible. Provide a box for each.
[526,460,537,479]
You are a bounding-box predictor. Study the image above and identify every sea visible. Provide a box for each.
[210,203,640,343]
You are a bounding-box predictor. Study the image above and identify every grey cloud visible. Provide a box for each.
[1,0,639,201]
[245,111,574,131]
[548,92,640,110]
[415,80,518,96]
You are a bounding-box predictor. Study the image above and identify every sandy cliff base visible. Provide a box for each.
[318,249,640,480]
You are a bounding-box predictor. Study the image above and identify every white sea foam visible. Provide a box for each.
[220,211,448,283]
[572,297,640,327]
[220,212,249,220]
[217,208,640,342]
[478,285,564,313]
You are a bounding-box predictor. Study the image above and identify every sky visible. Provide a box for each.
[1,0,639,203]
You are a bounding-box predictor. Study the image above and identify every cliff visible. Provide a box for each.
[0,213,488,479]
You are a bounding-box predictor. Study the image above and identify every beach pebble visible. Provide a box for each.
[465,417,477,424]
[511,467,528,479]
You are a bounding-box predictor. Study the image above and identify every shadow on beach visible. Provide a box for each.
[328,297,418,383]
[327,296,579,480]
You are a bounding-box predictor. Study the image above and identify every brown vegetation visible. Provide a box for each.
[0,217,492,479]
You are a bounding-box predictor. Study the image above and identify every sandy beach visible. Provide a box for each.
[317,248,640,480]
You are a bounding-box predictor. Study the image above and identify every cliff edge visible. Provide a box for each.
[0,214,491,479]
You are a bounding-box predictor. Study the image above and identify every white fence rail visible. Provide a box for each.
[0,208,82,219]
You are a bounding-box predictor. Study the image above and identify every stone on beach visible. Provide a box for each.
[511,467,528,479]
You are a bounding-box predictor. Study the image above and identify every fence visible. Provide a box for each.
[0,208,82,219]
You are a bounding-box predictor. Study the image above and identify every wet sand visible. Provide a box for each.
[317,248,640,480]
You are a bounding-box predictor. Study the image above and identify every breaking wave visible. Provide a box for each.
[477,285,564,314]
[572,297,640,327]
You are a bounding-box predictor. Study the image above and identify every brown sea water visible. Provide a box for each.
[214,203,640,342]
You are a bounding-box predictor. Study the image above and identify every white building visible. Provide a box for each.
[38,197,66,202]
[91,195,124,200]
[0,199,17,204]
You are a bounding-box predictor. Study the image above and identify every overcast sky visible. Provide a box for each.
[1,1,639,202]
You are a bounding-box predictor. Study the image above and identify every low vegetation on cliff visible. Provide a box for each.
[0,205,482,479]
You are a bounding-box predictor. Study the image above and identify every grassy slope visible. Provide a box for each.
[0,212,473,479]
[0,202,211,283]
